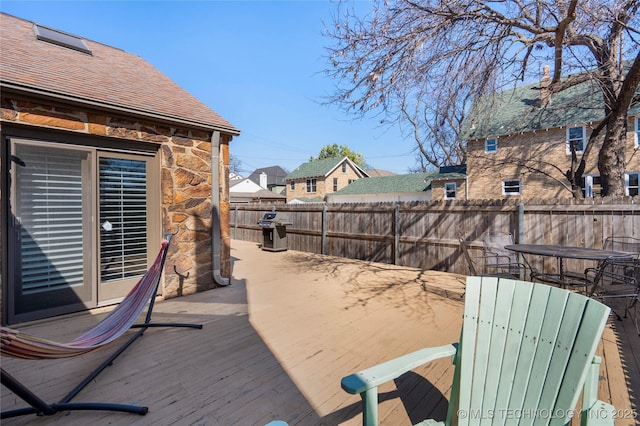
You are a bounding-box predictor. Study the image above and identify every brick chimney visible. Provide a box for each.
[539,65,551,107]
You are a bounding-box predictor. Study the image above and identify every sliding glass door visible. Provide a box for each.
[8,138,159,323]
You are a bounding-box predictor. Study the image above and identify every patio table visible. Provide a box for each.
[505,244,636,288]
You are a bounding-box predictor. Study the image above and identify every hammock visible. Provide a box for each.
[1,240,168,360]
[1,235,203,419]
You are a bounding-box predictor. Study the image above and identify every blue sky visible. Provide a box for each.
[1,1,418,175]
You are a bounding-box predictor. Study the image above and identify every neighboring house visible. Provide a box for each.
[247,166,288,194]
[462,65,640,199]
[429,165,468,201]
[230,178,286,204]
[285,157,369,203]
[229,172,244,183]
[365,168,396,177]
[325,165,467,203]
[0,14,240,324]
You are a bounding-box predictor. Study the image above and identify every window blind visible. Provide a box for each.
[99,158,148,282]
[16,145,86,294]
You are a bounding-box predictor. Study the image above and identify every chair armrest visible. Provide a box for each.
[582,401,616,426]
[581,356,615,426]
[341,343,458,395]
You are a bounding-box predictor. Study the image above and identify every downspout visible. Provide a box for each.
[211,131,230,286]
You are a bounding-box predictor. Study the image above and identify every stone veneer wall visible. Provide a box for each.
[0,95,231,299]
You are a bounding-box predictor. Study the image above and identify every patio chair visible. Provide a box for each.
[603,236,640,253]
[587,255,639,334]
[1,234,203,419]
[458,236,519,279]
[341,276,615,426]
[480,232,525,279]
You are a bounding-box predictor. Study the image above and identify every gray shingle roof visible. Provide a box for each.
[248,166,288,186]
[0,13,239,134]
[462,68,640,141]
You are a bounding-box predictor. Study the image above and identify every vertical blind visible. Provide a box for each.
[99,158,148,282]
[16,144,86,294]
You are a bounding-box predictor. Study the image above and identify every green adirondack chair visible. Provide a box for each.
[341,277,616,426]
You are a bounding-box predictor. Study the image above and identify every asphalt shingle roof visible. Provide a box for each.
[462,69,640,141]
[0,13,239,134]
[287,157,360,180]
[333,173,433,195]
[333,165,467,196]
[248,166,288,186]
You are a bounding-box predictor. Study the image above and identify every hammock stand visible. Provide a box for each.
[1,234,203,419]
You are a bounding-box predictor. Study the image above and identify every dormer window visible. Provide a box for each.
[485,138,497,153]
[34,24,92,55]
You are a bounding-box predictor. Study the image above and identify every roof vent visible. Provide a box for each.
[34,24,92,55]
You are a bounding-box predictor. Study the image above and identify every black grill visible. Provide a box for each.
[257,212,292,229]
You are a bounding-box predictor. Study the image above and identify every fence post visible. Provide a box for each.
[394,202,400,265]
[233,205,238,239]
[322,204,327,255]
[518,203,525,243]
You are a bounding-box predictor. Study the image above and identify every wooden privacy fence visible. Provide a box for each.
[230,197,640,276]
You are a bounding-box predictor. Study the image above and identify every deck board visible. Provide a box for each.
[1,239,637,425]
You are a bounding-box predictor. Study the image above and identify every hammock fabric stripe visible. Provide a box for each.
[1,240,169,360]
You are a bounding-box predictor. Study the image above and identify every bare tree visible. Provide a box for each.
[229,155,243,176]
[325,0,640,196]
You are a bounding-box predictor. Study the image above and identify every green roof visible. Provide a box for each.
[332,173,433,195]
[333,166,467,196]
[462,69,640,141]
[286,157,367,180]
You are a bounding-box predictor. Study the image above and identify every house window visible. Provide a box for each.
[342,162,347,173]
[567,126,586,154]
[582,175,602,198]
[627,172,639,196]
[502,179,521,195]
[485,138,497,153]
[348,179,355,184]
[635,118,640,147]
[306,178,317,193]
[333,177,338,192]
[444,182,457,199]
[290,181,295,190]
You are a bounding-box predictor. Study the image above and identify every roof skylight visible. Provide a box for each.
[34,24,92,55]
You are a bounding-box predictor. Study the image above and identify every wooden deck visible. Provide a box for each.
[2,239,638,425]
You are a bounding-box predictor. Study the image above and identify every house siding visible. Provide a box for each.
[431,178,467,200]
[1,94,233,299]
[286,160,363,202]
[466,119,640,199]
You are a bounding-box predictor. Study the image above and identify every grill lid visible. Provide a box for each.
[258,212,292,227]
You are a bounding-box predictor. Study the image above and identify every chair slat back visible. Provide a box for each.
[456,277,610,426]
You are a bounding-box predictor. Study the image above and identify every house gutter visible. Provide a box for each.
[211,130,230,286]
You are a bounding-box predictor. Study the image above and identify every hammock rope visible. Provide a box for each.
[1,239,169,360]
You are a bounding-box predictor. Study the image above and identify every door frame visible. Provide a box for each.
[1,125,161,325]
